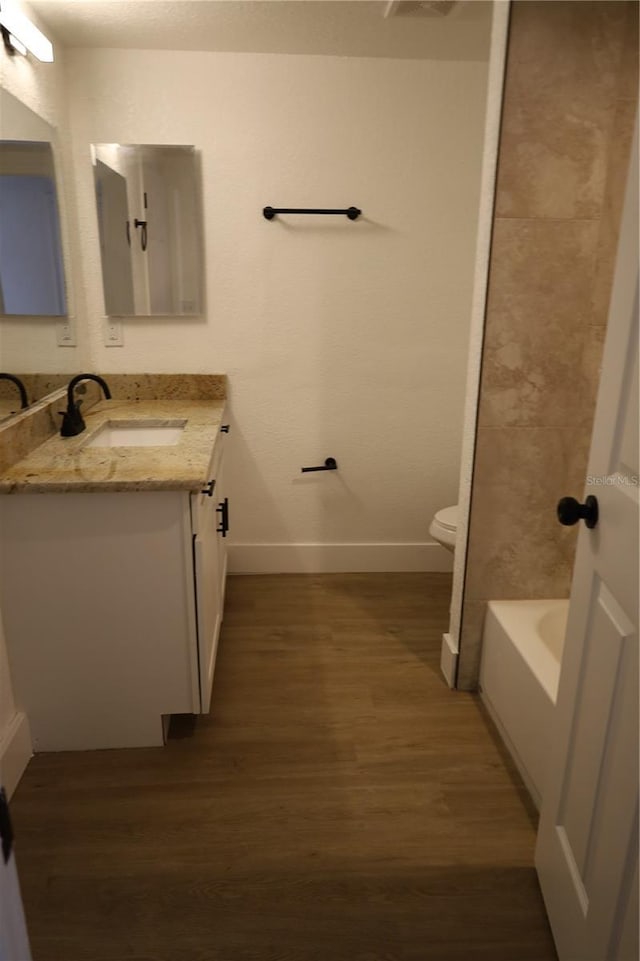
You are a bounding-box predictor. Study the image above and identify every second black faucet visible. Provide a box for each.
[60,374,112,437]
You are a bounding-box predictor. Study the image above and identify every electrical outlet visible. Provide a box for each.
[104,318,124,347]
[56,319,76,347]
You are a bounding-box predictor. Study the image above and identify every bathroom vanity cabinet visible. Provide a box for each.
[0,432,228,751]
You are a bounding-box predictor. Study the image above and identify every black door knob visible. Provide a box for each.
[557,495,598,529]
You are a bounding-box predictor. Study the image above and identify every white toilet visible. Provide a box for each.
[429,504,458,553]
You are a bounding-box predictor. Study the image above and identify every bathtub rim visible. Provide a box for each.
[485,598,569,704]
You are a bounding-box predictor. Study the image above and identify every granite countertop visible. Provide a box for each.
[0,398,226,494]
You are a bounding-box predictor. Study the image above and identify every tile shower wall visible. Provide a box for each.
[458,0,638,689]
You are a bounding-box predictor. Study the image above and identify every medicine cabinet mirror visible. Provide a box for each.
[91,144,203,317]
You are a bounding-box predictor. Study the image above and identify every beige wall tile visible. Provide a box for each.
[472,427,568,498]
[465,498,574,600]
[478,219,597,429]
[578,325,607,426]
[465,428,575,600]
[563,428,593,505]
[506,1,626,101]
[460,0,637,689]
[495,1,628,219]
[619,1,640,102]
[590,97,638,327]
[495,94,609,220]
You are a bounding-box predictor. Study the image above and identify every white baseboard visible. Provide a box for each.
[228,542,454,574]
[440,632,458,688]
[0,711,32,799]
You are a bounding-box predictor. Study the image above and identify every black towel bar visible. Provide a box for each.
[263,206,361,221]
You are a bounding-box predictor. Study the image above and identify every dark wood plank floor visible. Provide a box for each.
[11,573,557,961]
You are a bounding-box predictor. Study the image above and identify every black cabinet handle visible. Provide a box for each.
[557,495,598,529]
[217,497,229,537]
[301,457,338,473]
[201,479,215,497]
[220,424,230,434]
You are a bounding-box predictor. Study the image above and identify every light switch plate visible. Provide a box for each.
[56,319,76,347]
[104,318,124,347]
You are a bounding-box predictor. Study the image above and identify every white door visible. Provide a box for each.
[0,790,31,961]
[535,123,639,960]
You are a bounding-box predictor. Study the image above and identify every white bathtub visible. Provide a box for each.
[479,599,569,810]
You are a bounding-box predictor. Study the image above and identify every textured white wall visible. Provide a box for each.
[67,48,489,569]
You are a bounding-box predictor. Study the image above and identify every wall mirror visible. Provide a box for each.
[0,88,74,424]
[91,144,203,317]
[0,90,68,317]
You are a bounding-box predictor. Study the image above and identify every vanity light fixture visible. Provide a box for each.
[1,25,26,55]
[0,0,53,62]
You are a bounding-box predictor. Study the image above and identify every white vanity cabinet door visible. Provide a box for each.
[192,488,222,713]
[214,442,229,611]
[190,425,228,712]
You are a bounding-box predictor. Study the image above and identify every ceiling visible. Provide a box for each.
[28,0,493,61]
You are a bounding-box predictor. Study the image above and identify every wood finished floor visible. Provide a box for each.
[11,573,558,961]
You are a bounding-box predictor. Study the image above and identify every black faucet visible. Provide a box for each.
[0,373,29,411]
[60,374,112,437]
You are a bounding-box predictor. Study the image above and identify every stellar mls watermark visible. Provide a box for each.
[587,473,639,487]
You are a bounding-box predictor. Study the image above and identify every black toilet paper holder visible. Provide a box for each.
[301,458,338,473]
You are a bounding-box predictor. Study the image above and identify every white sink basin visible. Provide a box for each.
[85,421,186,448]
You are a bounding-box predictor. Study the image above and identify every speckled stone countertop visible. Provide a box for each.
[0,398,226,494]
